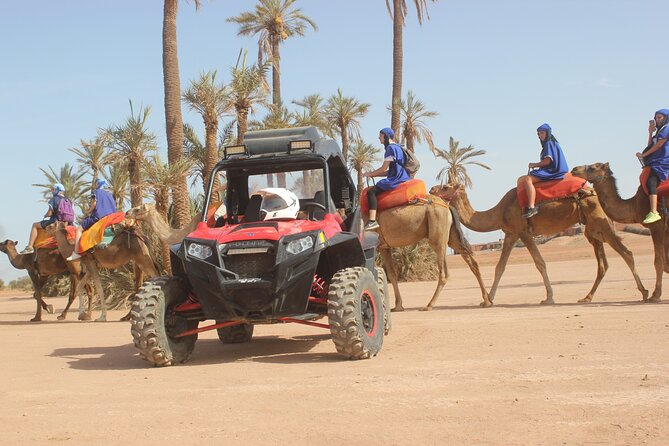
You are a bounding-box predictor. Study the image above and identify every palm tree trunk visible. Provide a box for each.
[391,0,403,137]
[163,0,190,229]
[406,129,414,152]
[357,169,363,202]
[155,190,172,275]
[204,118,220,201]
[341,125,349,162]
[128,157,143,208]
[271,34,281,106]
[236,107,249,145]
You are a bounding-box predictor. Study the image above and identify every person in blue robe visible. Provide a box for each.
[519,123,569,218]
[636,109,669,224]
[67,179,117,261]
[362,127,411,230]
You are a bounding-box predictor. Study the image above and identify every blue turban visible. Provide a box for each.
[96,179,108,189]
[537,123,558,143]
[379,127,395,140]
[655,109,669,118]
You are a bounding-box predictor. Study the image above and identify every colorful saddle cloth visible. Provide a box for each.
[639,167,669,197]
[34,226,76,249]
[517,173,586,209]
[77,212,127,254]
[360,179,427,214]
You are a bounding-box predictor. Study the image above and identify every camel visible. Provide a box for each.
[430,183,648,304]
[127,201,491,311]
[373,195,491,311]
[0,240,91,321]
[571,162,667,302]
[48,221,160,321]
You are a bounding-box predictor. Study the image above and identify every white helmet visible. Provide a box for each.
[254,188,300,221]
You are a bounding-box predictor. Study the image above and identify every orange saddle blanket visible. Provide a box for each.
[517,173,586,209]
[639,167,669,197]
[360,179,427,214]
[78,212,127,254]
[34,226,76,250]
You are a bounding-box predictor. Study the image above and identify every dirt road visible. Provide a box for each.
[1,233,667,445]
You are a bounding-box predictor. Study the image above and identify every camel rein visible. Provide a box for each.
[410,196,450,209]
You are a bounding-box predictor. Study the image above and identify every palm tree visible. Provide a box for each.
[69,134,113,191]
[33,163,88,214]
[292,94,330,136]
[348,140,380,201]
[228,51,270,144]
[324,89,370,162]
[433,136,491,188]
[227,0,317,106]
[387,0,438,136]
[163,0,200,229]
[182,70,229,194]
[143,154,194,274]
[394,90,437,153]
[105,101,158,208]
[102,161,130,211]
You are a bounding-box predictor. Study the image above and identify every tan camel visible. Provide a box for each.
[0,240,92,321]
[48,221,160,321]
[430,183,648,304]
[128,200,490,311]
[374,195,491,311]
[571,162,668,302]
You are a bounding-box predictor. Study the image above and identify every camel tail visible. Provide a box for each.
[449,207,472,254]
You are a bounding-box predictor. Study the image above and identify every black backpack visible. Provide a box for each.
[399,145,420,178]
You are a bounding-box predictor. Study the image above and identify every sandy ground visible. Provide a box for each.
[1,232,668,445]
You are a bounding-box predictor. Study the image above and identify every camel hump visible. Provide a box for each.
[517,173,586,209]
[360,179,427,214]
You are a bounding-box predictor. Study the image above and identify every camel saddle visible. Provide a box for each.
[639,166,669,197]
[77,211,129,254]
[517,173,587,209]
[360,179,427,214]
[34,226,76,249]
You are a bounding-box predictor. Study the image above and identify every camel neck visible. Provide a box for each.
[451,192,503,232]
[4,245,27,270]
[592,176,642,224]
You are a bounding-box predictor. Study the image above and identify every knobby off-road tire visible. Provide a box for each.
[328,267,384,359]
[375,267,392,336]
[217,323,254,343]
[130,276,199,367]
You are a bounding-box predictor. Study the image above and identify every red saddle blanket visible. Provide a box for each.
[360,179,427,214]
[34,226,76,249]
[639,167,669,197]
[517,173,585,209]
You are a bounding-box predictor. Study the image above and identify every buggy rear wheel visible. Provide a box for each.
[217,323,254,343]
[376,267,392,335]
[327,267,384,359]
[130,276,198,366]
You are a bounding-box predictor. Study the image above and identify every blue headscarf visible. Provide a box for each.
[536,123,558,143]
[96,179,108,189]
[656,109,669,118]
[52,183,65,196]
[379,127,395,146]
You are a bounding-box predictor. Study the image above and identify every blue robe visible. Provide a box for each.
[82,188,117,230]
[645,124,669,182]
[530,139,569,181]
[376,143,410,191]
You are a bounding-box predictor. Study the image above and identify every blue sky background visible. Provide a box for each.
[1,0,666,281]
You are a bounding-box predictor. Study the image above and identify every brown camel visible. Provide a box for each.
[571,162,667,302]
[430,183,648,304]
[373,195,491,311]
[128,201,490,311]
[48,221,160,321]
[0,240,91,321]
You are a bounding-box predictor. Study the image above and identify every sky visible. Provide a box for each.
[1,0,667,281]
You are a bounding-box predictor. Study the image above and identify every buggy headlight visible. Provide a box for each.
[286,236,314,255]
[187,243,213,259]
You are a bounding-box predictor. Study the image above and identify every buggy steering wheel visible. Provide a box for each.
[303,202,327,221]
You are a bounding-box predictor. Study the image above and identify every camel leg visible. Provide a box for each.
[578,232,608,303]
[600,229,649,302]
[74,270,93,321]
[380,247,403,312]
[518,233,554,305]
[89,267,107,322]
[450,239,491,307]
[29,273,50,322]
[58,273,79,320]
[647,226,664,302]
[488,234,520,302]
[421,241,450,311]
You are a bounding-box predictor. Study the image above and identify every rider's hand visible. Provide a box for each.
[649,119,657,134]
[636,152,644,159]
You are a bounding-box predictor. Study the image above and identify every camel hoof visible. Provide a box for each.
[391,306,405,312]
[641,290,650,302]
[540,298,555,305]
[95,316,107,322]
[578,297,592,303]
[419,306,433,311]
[480,301,493,308]
[30,317,41,322]
[46,305,54,314]
[78,312,92,321]
[57,314,66,321]
[647,295,662,303]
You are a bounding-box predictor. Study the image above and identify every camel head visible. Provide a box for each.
[429,183,463,202]
[125,203,154,221]
[570,162,612,183]
[0,240,18,254]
